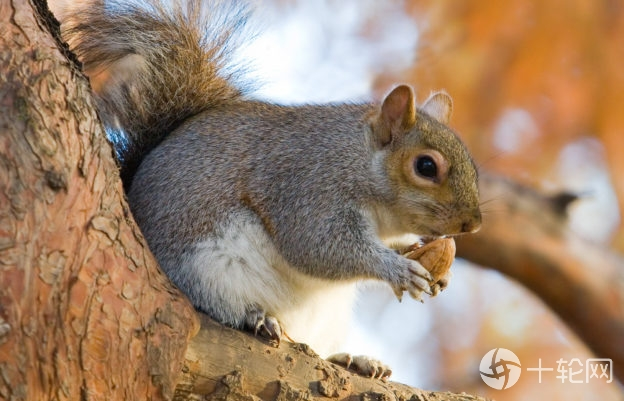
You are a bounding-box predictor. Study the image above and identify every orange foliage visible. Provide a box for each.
[389,0,624,248]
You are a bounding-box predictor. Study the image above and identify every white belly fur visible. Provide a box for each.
[188,212,357,357]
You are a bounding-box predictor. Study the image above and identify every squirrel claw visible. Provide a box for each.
[393,259,435,302]
[246,307,283,347]
[260,315,282,345]
[393,287,404,302]
[407,288,425,303]
[430,283,443,297]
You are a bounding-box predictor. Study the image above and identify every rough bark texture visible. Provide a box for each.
[175,315,488,401]
[456,173,624,383]
[0,1,199,400]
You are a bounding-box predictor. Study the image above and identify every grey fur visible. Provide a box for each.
[63,0,481,348]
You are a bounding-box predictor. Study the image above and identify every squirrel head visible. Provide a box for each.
[371,85,481,238]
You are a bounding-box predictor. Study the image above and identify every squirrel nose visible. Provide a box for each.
[461,210,482,234]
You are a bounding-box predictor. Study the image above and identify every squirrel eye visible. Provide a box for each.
[415,155,438,179]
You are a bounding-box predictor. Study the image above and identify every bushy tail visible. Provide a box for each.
[63,0,248,183]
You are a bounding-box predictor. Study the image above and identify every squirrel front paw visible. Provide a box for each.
[244,306,282,347]
[402,237,456,298]
[327,353,392,380]
[430,270,453,297]
[391,258,433,302]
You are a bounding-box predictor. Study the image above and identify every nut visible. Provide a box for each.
[403,237,456,284]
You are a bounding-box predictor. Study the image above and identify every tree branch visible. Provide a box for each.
[175,314,489,401]
[456,173,624,382]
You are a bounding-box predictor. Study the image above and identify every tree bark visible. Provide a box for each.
[0,1,198,400]
[175,315,488,401]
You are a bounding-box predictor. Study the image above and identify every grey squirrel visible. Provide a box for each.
[63,0,481,378]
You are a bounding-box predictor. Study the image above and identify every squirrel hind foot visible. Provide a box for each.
[327,353,392,381]
[244,306,282,347]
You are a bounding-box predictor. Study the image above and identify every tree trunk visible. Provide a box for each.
[0,0,198,400]
[0,1,489,400]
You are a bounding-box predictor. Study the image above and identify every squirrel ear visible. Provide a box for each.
[376,85,417,146]
[421,91,453,124]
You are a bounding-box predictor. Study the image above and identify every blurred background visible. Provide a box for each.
[49,0,624,399]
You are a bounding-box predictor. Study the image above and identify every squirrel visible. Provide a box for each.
[63,0,481,378]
